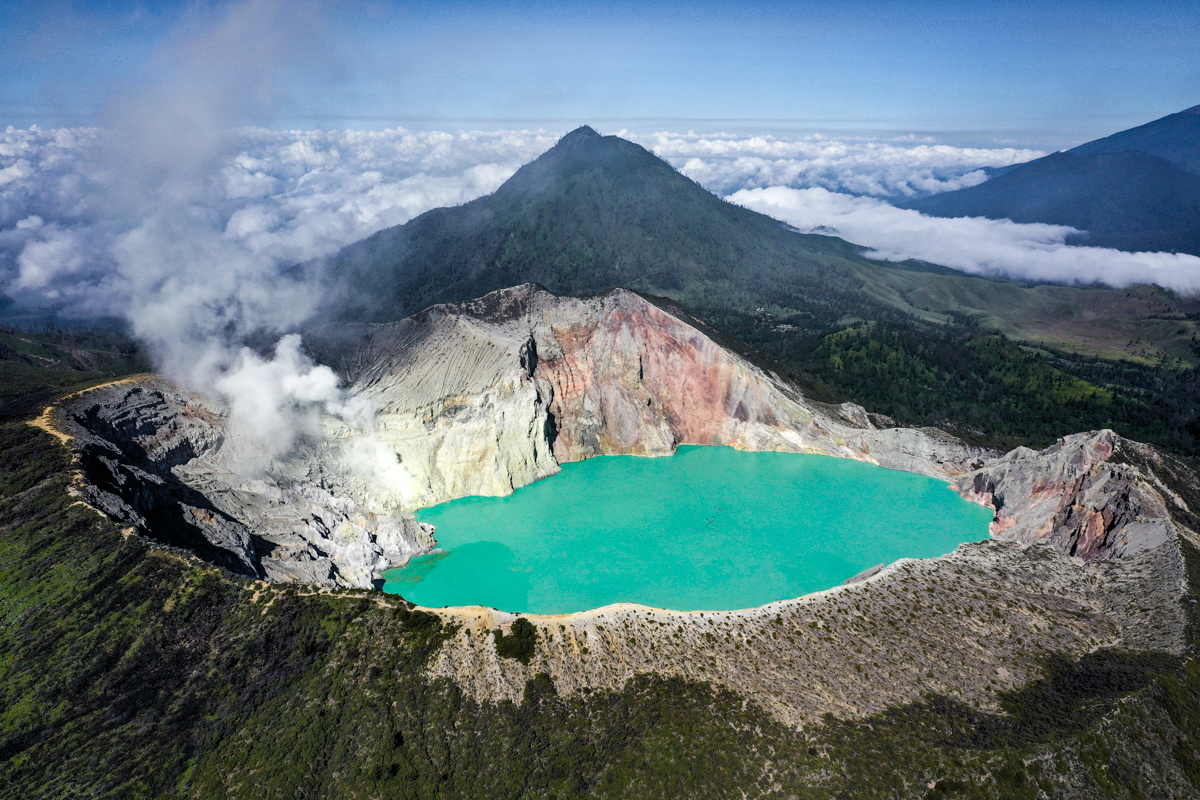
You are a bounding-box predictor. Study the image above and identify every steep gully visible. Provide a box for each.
[43,284,1198,723]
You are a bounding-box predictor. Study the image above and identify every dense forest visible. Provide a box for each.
[684,298,1200,456]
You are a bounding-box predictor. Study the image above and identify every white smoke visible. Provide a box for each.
[730,186,1200,295]
[0,0,419,486]
[84,0,357,462]
[212,334,361,456]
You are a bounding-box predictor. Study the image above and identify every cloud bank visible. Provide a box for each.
[731,187,1200,295]
[5,121,1199,328]
[0,125,557,324]
[629,130,1043,198]
[0,125,1039,327]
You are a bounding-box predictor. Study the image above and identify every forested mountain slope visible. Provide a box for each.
[315,126,1200,366]
[318,125,893,328]
[903,105,1200,255]
[1070,104,1200,176]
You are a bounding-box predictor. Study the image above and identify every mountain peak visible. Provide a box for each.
[323,128,874,325]
[562,125,601,140]
[493,123,671,200]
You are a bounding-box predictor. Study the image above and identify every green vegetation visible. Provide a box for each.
[494,617,539,663]
[0,324,146,422]
[798,323,1200,453]
[696,309,1200,455]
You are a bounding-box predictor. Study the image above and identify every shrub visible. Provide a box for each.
[494,618,538,664]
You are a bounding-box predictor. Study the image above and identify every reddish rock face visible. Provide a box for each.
[955,430,1177,561]
[531,293,816,463]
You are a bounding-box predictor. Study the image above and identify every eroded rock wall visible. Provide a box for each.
[59,380,433,588]
[955,430,1189,560]
[320,285,990,515]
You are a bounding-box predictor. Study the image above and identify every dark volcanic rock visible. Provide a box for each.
[57,379,432,588]
[66,383,260,577]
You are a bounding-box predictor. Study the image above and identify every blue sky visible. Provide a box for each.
[3,0,1199,148]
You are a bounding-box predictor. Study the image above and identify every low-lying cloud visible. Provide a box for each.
[731,186,1200,295]
[0,126,1042,325]
[627,130,1042,198]
[0,125,557,323]
[5,122,1200,350]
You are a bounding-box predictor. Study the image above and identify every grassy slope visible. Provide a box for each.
[846,269,1200,366]
[0,326,148,422]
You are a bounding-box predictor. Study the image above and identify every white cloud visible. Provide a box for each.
[624,130,1042,198]
[0,125,559,318]
[0,125,1042,318]
[15,227,86,290]
[730,186,1200,295]
[3,117,1196,318]
[0,159,34,187]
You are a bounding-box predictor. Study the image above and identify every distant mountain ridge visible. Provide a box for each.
[902,105,1200,255]
[317,125,904,327]
[1069,104,1200,176]
[313,125,1200,368]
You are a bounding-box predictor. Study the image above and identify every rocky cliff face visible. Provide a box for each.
[306,285,989,518]
[45,283,1199,725]
[60,380,433,588]
[955,429,1190,561]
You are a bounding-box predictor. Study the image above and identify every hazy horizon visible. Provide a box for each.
[4,0,1198,151]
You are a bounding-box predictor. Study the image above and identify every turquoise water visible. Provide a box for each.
[381,446,992,614]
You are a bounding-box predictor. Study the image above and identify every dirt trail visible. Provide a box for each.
[27,374,155,443]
